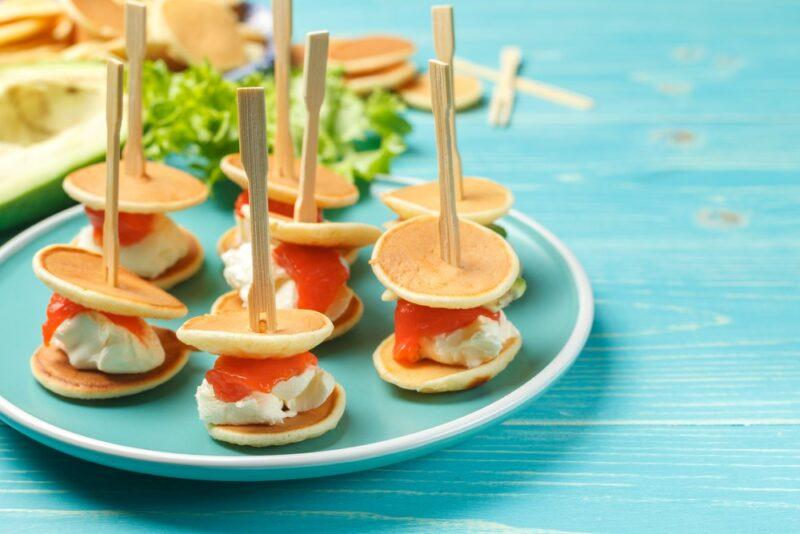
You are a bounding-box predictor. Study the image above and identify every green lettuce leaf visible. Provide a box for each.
[141,60,411,185]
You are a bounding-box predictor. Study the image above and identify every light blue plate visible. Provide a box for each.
[0,176,593,481]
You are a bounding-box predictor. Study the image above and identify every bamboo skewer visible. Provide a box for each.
[237,87,277,333]
[272,0,294,180]
[488,46,522,126]
[431,5,463,199]
[123,1,146,179]
[429,60,461,267]
[103,59,124,287]
[295,31,329,223]
[454,56,594,111]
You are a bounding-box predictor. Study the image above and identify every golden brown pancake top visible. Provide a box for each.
[372,216,518,299]
[400,72,483,105]
[37,246,186,314]
[329,35,414,62]
[65,160,208,212]
[182,309,331,338]
[160,0,247,71]
[227,154,358,205]
[387,177,511,215]
[66,0,124,36]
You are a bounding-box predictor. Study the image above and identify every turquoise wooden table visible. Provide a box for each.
[2,0,799,531]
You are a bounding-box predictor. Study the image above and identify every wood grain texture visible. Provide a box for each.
[272,0,295,179]
[2,0,800,530]
[430,60,461,266]
[237,87,276,333]
[103,59,124,286]
[123,1,146,180]
[295,31,329,223]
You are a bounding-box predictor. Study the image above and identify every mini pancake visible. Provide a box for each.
[33,245,187,319]
[62,0,123,39]
[400,72,484,111]
[211,291,363,340]
[0,0,63,25]
[329,35,415,74]
[149,228,204,289]
[71,227,203,290]
[207,384,346,447]
[177,308,333,358]
[158,0,247,71]
[373,334,521,393]
[31,326,191,399]
[370,215,519,309]
[220,154,358,209]
[382,176,514,226]
[0,16,56,47]
[216,226,241,256]
[269,220,382,249]
[64,160,209,213]
[216,226,360,264]
[344,61,417,96]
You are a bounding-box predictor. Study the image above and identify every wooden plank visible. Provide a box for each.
[0,424,797,531]
[3,0,800,531]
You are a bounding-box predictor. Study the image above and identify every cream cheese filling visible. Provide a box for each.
[417,312,519,368]
[222,242,353,321]
[50,311,165,374]
[195,366,335,425]
[76,213,189,279]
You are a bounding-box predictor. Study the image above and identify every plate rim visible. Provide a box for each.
[0,175,594,470]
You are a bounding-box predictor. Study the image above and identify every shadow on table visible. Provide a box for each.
[4,317,612,529]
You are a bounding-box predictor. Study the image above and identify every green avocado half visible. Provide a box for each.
[0,61,126,233]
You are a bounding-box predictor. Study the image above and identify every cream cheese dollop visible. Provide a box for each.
[76,214,189,279]
[418,312,519,368]
[195,366,335,425]
[50,311,165,374]
[221,242,352,321]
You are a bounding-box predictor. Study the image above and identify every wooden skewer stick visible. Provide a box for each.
[295,31,329,223]
[454,56,594,111]
[489,46,522,126]
[123,1,146,179]
[104,59,124,287]
[237,87,277,333]
[430,60,461,267]
[432,5,463,199]
[272,0,294,180]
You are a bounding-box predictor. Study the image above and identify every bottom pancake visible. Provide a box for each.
[30,327,191,399]
[211,291,363,340]
[207,384,346,447]
[216,226,360,264]
[71,227,204,290]
[400,72,484,111]
[150,228,204,290]
[373,334,521,393]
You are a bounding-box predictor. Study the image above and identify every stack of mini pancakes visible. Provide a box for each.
[31,245,191,399]
[177,307,346,447]
[293,34,417,95]
[0,0,265,71]
[64,159,208,289]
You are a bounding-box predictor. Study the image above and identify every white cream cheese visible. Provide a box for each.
[195,366,335,425]
[222,242,291,303]
[221,242,352,321]
[50,311,165,374]
[76,213,189,279]
[418,312,519,368]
